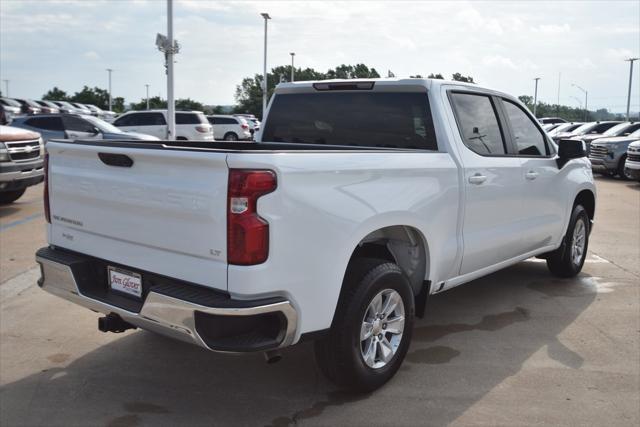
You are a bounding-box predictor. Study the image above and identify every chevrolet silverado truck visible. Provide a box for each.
[588,128,640,179]
[0,125,44,204]
[36,79,596,391]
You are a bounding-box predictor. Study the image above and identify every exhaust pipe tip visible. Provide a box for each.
[264,350,282,364]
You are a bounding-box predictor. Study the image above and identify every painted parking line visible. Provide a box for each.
[0,213,43,231]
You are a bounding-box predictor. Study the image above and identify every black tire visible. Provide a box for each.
[314,258,415,392]
[546,204,590,278]
[617,155,631,180]
[0,189,26,205]
[224,132,238,141]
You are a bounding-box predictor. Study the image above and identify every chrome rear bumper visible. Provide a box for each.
[36,248,297,352]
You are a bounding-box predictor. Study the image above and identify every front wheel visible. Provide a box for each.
[617,155,631,180]
[224,132,238,141]
[546,204,590,277]
[314,258,414,392]
[0,189,26,204]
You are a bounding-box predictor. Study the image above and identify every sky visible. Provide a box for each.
[1,0,639,112]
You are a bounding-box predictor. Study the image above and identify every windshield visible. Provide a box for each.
[602,123,631,136]
[628,129,640,139]
[549,123,575,135]
[572,123,596,135]
[2,98,22,107]
[82,115,122,133]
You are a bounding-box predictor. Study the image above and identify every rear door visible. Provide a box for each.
[47,141,229,289]
[448,91,527,275]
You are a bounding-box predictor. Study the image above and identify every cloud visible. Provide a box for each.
[532,23,571,34]
[83,51,100,60]
[482,55,518,70]
[605,48,634,60]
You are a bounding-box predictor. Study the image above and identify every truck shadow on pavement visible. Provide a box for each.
[1,261,597,427]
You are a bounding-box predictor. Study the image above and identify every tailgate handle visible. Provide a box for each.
[98,153,134,168]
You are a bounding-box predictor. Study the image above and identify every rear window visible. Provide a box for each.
[176,112,208,125]
[262,92,438,150]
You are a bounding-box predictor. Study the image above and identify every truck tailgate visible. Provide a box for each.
[46,141,228,290]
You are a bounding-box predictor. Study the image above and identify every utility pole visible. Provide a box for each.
[2,79,8,97]
[572,83,588,121]
[290,52,295,82]
[145,84,150,110]
[166,0,175,139]
[106,69,113,111]
[625,58,639,121]
[533,77,540,117]
[261,13,271,119]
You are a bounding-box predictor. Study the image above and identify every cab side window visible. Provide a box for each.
[450,93,506,155]
[502,100,549,156]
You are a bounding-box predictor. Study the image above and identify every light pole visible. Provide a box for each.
[624,58,639,121]
[2,79,8,97]
[533,77,540,117]
[572,83,588,121]
[106,69,113,111]
[290,52,295,82]
[261,12,271,119]
[145,84,150,110]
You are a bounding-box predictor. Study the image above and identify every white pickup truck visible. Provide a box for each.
[36,78,596,391]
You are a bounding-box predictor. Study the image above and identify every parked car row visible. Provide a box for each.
[9,114,159,143]
[0,96,117,123]
[624,141,640,181]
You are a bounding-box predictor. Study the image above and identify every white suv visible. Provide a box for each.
[207,115,252,141]
[113,110,213,140]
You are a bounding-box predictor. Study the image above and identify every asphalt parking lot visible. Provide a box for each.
[1,177,638,427]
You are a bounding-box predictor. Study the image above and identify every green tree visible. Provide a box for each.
[69,86,110,109]
[42,87,69,101]
[130,96,167,111]
[451,73,475,83]
[427,73,444,79]
[234,63,381,118]
[175,98,205,111]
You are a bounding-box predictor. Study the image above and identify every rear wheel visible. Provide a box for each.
[546,204,590,277]
[314,258,414,392]
[0,189,26,205]
[224,132,238,141]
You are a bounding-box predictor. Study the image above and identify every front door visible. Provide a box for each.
[448,91,527,275]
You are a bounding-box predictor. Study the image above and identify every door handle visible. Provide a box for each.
[525,170,539,180]
[468,173,487,185]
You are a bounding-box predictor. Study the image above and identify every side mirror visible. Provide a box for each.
[92,126,100,134]
[557,139,586,168]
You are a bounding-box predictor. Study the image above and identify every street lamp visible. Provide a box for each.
[145,84,150,110]
[290,52,295,82]
[2,79,8,97]
[157,0,180,139]
[624,58,639,121]
[106,69,113,111]
[572,83,588,121]
[533,77,540,118]
[261,12,271,119]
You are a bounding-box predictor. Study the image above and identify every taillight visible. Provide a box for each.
[44,152,51,223]
[241,124,249,129]
[227,169,277,265]
[196,125,210,133]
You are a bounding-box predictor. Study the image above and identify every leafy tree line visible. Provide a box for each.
[517,95,627,121]
[43,86,126,113]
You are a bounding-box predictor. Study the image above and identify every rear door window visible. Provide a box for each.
[25,116,64,131]
[502,99,549,156]
[449,92,506,155]
[63,116,96,133]
[176,112,208,125]
[262,92,438,150]
[136,113,167,126]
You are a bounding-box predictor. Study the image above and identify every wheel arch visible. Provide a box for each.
[574,189,595,226]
